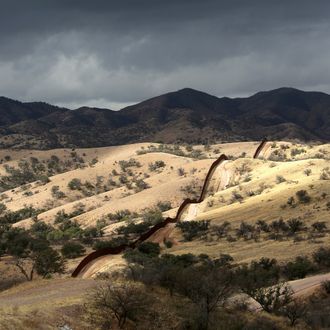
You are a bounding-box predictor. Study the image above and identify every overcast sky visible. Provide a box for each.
[1,0,330,109]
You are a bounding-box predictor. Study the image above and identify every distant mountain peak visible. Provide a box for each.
[0,87,329,148]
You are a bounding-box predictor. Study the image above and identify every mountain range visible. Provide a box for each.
[0,87,329,149]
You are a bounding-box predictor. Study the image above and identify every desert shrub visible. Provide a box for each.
[137,242,160,257]
[30,221,54,240]
[322,280,330,294]
[51,185,66,199]
[54,210,71,224]
[230,190,243,203]
[133,178,150,192]
[89,157,98,166]
[58,220,83,239]
[276,175,286,184]
[291,148,306,157]
[108,209,134,222]
[148,160,166,171]
[287,196,295,207]
[287,218,304,234]
[190,148,204,159]
[311,221,327,232]
[0,206,44,225]
[236,221,256,240]
[83,226,104,240]
[235,258,280,295]
[176,220,210,241]
[141,208,163,225]
[295,190,311,204]
[157,200,172,212]
[304,168,312,176]
[283,256,314,280]
[269,149,287,161]
[68,178,82,190]
[0,229,64,280]
[93,237,129,250]
[119,174,128,184]
[61,241,86,258]
[85,281,152,329]
[116,222,151,236]
[39,175,50,184]
[313,247,330,268]
[177,167,186,176]
[163,239,173,248]
[268,218,289,239]
[279,298,307,327]
[185,145,193,152]
[212,222,231,239]
[256,220,270,233]
[252,283,294,314]
[119,158,141,172]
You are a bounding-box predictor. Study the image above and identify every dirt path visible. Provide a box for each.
[1,271,329,312]
[245,272,330,311]
[290,272,330,295]
[0,278,96,311]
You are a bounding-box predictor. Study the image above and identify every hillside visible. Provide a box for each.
[0,140,329,329]
[0,140,328,273]
[1,87,330,149]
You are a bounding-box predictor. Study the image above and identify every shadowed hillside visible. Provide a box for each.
[0,87,330,148]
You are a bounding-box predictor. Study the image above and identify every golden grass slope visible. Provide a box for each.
[0,141,329,274]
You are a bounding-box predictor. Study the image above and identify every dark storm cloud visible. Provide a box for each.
[0,0,330,109]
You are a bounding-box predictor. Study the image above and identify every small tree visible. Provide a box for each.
[68,178,82,190]
[283,256,314,280]
[61,241,86,259]
[87,281,151,329]
[280,298,307,327]
[34,247,65,278]
[295,190,311,204]
[313,247,330,268]
[137,242,160,257]
[287,218,304,234]
[176,265,233,328]
[4,230,64,280]
[252,283,293,314]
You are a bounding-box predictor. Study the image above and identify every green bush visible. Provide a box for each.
[283,256,314,280]
[93,237,128,250]
[137,242,160,257]
[295,190,311,204]
[61,242,86,258]
[0,206,44,225]
[148,160,166,171]
[313,247,330,268]
[157,201,172,212]
[68,178,83,190]
[176,220,210,241]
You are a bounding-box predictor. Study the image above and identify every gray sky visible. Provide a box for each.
[1,0,330,109]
